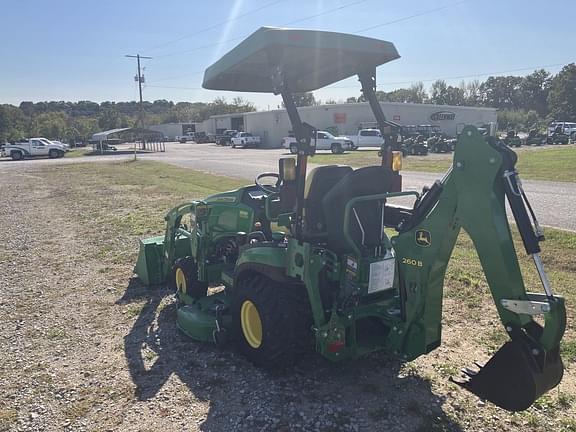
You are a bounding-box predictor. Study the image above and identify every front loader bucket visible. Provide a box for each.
[451,339,563,411]
[134,235,165,286]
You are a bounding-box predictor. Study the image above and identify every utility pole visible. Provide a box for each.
[125,54,152,129]
[125,54,151,160]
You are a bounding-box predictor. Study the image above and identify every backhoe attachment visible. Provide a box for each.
[444,129,566,411]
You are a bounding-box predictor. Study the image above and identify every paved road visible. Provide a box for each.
[1,142,574,231]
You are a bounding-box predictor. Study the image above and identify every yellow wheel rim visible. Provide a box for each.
[240,300,263,348]
[175,268,187,294]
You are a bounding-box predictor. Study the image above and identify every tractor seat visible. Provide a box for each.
[322,166,396,253]
[303,165,353,238]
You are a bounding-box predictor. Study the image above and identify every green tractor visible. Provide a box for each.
[502,130,522,147]
[427,133,452,153]
[134,27,565,412]
[525,129,546,146]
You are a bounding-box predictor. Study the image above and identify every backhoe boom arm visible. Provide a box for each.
[392,126,565,411]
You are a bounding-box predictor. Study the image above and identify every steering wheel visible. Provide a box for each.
[255,172,281,194]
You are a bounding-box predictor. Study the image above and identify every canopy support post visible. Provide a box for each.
[358,70,391,169]
[281,91,310,239]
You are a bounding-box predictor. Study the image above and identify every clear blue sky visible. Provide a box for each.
[0,0,573,109]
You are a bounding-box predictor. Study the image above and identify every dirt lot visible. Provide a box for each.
[1,160,575,432]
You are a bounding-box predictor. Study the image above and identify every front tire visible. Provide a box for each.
[171,257,208,301]
[331,143,343,154]
[289,144,298,154]
[232,274,310,368]
[48,149,59,158]
[232,143,236,148]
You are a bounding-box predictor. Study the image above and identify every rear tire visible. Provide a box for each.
[231,274,311,368]
[289,144,298,154]
[232,143,236,148]
[171,257,208,301]
[11,151,23,161]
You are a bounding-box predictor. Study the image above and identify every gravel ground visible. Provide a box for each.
[0,163,574,432]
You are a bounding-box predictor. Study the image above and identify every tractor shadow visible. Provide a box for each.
[120,278,464,432]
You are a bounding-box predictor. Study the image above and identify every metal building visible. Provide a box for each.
[200,102,497,148]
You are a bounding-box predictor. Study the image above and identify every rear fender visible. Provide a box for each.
[234,245,289,285]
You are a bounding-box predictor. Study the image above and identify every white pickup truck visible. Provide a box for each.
[345,129,385,149]
[231,132,261,148]
[282,131,353,154]
[1,138,68,160]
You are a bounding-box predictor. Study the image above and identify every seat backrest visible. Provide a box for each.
[304,165,353,236]
[322,166,395,253]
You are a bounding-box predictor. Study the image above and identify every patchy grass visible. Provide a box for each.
[60,159,245,198]
[311,145,576,182]
[31,159,576,431]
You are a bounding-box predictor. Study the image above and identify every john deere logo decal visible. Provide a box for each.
[415,230,431,247]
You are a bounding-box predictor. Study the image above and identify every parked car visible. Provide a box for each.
[548,121,576,140]
[217,130,239,146]
[177,133,194,143]
[192,132,212,143]
[1,138,67,160]
[231,132,261,148]
[345,129,384,149]
[282,131,353,154]
[50,140,70,150]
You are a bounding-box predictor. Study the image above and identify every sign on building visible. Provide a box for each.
[334,113,347,123]
[430,111,456,121]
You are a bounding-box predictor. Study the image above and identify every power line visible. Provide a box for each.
[148,0,465,79]
[354,0,469,34]
[153,0,373,59]
[281,0,368,26]
[144,0,285,52]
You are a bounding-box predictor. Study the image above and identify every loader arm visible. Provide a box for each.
[392,126,565,411]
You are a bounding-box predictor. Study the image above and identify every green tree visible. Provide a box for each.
[479,76,523,109]
[520,69,551,116]
[547,63,576,120]
[292,92,316,107]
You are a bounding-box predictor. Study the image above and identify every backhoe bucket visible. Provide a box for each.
[452,339,563,411]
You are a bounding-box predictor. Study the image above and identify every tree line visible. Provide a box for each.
[0,97,255,143]
[1,64,575,142]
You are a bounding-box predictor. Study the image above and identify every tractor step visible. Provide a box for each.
[450,339,563,411]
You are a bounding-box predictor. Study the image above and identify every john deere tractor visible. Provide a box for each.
[134,27,566,412]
